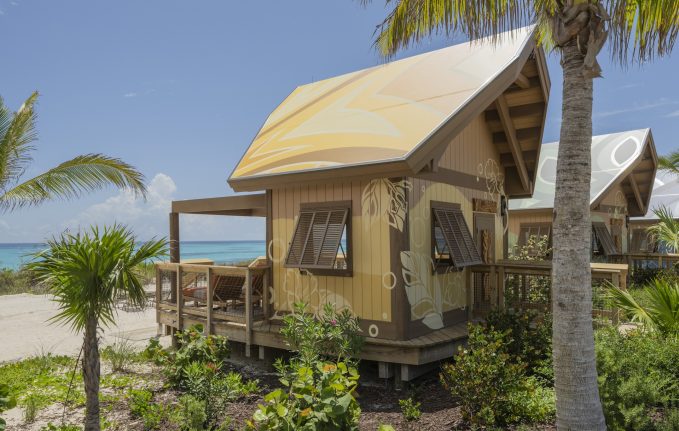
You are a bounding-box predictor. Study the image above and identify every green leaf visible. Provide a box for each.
[276,404,288,417]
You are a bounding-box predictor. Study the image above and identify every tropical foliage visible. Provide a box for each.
[648,206,679,253]
[26,225,166,431]
[0,92,146,212]
[609,279,679,335]
[659,149,679,176]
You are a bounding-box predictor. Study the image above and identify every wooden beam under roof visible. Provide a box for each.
[172,193,267,216]
[495,94,530,192]
[628,174,645,215]
[514,73,530,89]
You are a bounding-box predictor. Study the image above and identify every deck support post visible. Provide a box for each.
[400,362,438,382]
[263,269,270,320]
[155,265,162,336]
[378,362,394,379]
[174,264,184,348]
[206,267,214,336]
[169,212,180,305]
[245,268,253,357]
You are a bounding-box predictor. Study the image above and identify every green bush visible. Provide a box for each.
[0,268,40,295]
[485,310,553,383]
[440,324,555,427]
[398,397,421,421]
[127,388,170,430]
[164,325,230,389]
[657,409,679,431]
[174,395,207,431]
[249,303,363,431]
[249,361,360,431]
[143,337,167,365]
[596,328,679,431]
[102,338,139,372]
[23,392,38,423]
[0,383,17,431]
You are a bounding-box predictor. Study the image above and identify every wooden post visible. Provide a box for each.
[465,268,473,320]
[263,268,270,320]
[169,212,180,304]
[245,268,253,357]
[206,267,214,336]
[498,264,506,311]
[490,265,497,309]
[175,265,184,348]
[155,265,162,335]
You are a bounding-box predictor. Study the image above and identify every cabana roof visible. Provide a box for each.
[509,128,657,217]
[632,171,679,220]
[229,26,549,195]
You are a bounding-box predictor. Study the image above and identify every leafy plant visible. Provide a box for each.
[0,383,17,431]
[127,388,171,430]
[399,397,421,421]
[143,337,167,365]
[23,392,38,423]
[440,324,554,427]
[509,234,552,261]
[175,395,207,431]
[102,338,138,372]
[164,325,230,389]
[608,279,679,335]
[648,206,679,253]
[280,302,363,365]
[41,424,82,431]
[249,361,360,431]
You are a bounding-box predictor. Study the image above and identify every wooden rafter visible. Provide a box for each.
[514,72,530,89]
[495,94,530,191]
[628,174,645,214]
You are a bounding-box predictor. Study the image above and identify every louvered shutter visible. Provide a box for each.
[593,222,617,256]
[433,207,483,268]
[285,206,349,270]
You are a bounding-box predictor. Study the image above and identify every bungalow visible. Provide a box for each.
[507,129,658,261]
[157,27,552,378]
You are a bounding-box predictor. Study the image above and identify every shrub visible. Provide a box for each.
[440,324,555,427]
[23,393,38,423]
[102,338,138,372]
[249,303,363,431]
[0,268,41,295]
[128,388,170,430]
[164,325,230,388]
[485,310,553,383]
[281,302,363,365]
[175,395,207,431]
[0,383,16,431]
[658,409,679,431]
[399,397,421,421]
[596,328,679,431]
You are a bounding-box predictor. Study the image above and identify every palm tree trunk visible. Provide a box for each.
[551,41,606,430]
[82,316,100,431]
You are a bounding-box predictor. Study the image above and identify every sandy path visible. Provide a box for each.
[0,293,159,363]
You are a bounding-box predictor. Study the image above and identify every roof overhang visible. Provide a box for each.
[171,193,267,217]
[228,28,550,196]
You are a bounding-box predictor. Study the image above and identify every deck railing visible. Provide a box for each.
[470,260,628,323]
[155,261,271,353]
[621,253,679,271]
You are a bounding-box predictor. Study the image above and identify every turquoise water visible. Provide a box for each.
[0,241,266,270]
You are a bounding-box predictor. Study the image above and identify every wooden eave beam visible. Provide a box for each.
[172,193,267,215]
[628,174,645,214]
[514,72,530,89]
[495,94,530,192]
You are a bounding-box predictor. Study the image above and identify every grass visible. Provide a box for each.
[0,268,44,295]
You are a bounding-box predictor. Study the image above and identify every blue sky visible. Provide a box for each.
[1,1,678,242]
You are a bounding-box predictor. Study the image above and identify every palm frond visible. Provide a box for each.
[658,150,679,176]
[0,153,147,211]
[608,0,679,65]
[610,279,679,335]
[0,92,39,191]
[26,225,167,332]
[647,205,679,253]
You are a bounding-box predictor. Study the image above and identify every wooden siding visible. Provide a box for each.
[407,113,504,323]
[270,180,392,323]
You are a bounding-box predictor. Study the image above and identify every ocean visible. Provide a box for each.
[0,241,266,270]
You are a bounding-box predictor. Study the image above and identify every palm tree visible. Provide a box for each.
[363,1,679,429]
[0,92,146,211]
[27,226,167,431]
[609,279,679,336]
[659,149,679,176]
[648,205,679,253]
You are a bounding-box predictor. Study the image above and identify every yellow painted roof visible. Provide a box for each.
[230,27,534,182]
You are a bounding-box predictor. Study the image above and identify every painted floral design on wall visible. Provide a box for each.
[477,159,505,202]
[400,250,466,330]
[362,178,412,232]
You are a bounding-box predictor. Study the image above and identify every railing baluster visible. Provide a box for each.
[207,267,213,336]
[245,268,253,357]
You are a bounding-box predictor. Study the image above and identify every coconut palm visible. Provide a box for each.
[0,92,146,211]
[659,150,679,176]
[648,205,679,253]
[609,279,679,336]
[27,226,167,431]
[363,1,679,429]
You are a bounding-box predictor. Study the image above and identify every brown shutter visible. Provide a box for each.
[433,206,483,268]
[593,222,617,256]
[285,206,349,269]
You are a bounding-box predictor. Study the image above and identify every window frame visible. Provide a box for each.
[430,200,483,273]
[284,200,352,277]
[517,222,552,258]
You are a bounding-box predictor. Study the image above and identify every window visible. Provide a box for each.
[285,201,351,276]
[431,201,483,271]
[592,222,617,256]
[518,223,552,257]
[630,228,656,253]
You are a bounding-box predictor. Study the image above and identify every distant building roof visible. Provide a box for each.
[633,170,679,220]
[509,129,657,217]
[229,26,549,192]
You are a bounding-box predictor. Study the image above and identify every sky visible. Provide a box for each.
[1,1,678,243]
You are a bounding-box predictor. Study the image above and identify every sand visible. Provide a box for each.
[0,293,160,363]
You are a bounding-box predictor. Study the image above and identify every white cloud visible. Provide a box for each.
[123,92,137,98]
[596,98,677,118]
[665,110,679,118]
[0,9,5,15]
